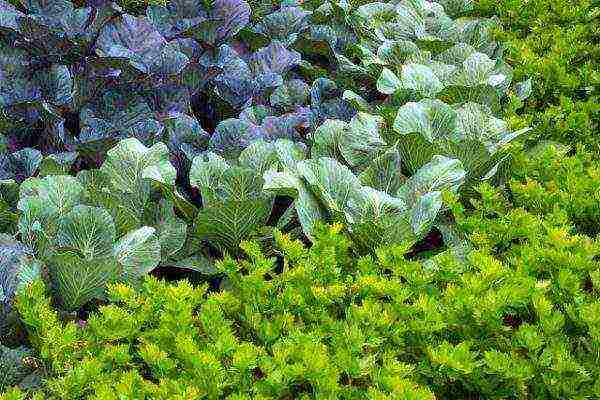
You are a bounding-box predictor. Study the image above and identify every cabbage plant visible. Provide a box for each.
[298,0,531,184]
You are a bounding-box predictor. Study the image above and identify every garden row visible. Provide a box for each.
[0,0,599,398]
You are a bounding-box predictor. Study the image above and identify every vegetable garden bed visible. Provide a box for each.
[0,0,599,398]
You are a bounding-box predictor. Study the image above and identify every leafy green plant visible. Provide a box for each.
[476,0,599,150]
[509,144,600,235]
[3,220,600,399]
[5,138,185,311]
[297,0,532,187]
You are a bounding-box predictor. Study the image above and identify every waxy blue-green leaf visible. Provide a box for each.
[192,166,273,253]
[197,0,251,44]
[163,114,210,159]
[238,140,280,174]
[376,67,402,95]
[311,113,386,170]
[377,40,422,66]
[515,78,533,101]
[397,63,444,97]
[191,146,286,253]
[0,148,42,182]
[340,112,386,169]
[393,99,458,142]
[342,90,372,113]
[36,64,73,106]
[96,15,189,75]
[49,251,119,311]
[18,175,84,218]
[359,145,405,194]
[345,187,415,253]
[253,5,311,47]
[208,118,263,159]
[38,152,77,177]
[152,200,187,259]
[113,226,161,280]
[296,157,366,225]
[270,79,309,111]
[0,235,31,336]
[146,0,207,37]
[209,44,255,109]
[249,41,301,88]
[101,138,176,200]
[411,191,443,237]
[310,78,355,123]
[311,119,346,160]
[78,91,161,148]
[397,155,466,206]
[76,169,140,237]
[55,205,116,260]
[0,0,24,31]
[455,102,528,154]
[0,44,41,108]
[263,169,327,241]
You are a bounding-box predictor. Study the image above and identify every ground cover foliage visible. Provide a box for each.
[0,0,599,398]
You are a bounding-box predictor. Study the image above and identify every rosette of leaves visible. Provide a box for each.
[202,40,303,109]
[263,122,466,251]
[147,0,251,42]
[376,49,514,112]
[14,138,186,310]
[207,103,308,160]
[0,0,250,174]
[189,139,305,254]
[297,0,527,122]
[391,99,530,183]
[206,77,355,160]
[313,0,501,85]
[249,1,312,47]
[272,111,468,251]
